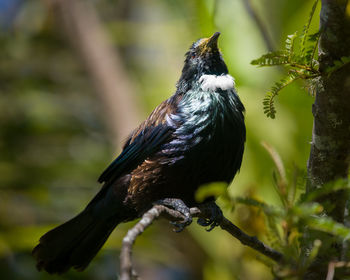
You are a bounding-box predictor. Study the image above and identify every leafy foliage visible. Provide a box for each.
[262,74,301,118]
[251,51,289,67]
[229,144,350,278]
[252,0,350,118]
[300,0,320,56]
[251,1,322,118]
[251,28,320,118]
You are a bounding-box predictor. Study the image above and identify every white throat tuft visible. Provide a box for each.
[199,74,235,91]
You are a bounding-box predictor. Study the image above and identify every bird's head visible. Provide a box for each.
[177,32,229,93]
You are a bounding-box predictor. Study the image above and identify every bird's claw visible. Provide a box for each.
[197,201,223,231]
[197,217,220,232]
[155,198,192,232]
[170,214,192,233]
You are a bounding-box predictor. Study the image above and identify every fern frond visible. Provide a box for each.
[307,31,320,42]
[285,32,297,60]
[251,51,289,67]
[252,1,321,119]
[301,0,319,55]
[263,92,277,119]
[263,73,301,118]
[300,32,320,66]
[309,32,321,68]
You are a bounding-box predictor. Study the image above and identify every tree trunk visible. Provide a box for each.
[305,0,350,278]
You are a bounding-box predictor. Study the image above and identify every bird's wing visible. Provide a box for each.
[98,125,173,184]
[98,95,182,184]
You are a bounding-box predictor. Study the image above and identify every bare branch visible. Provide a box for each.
[119,205,184,280]
[120,205,284,280]
[219,217,284,262]
[326,261,350,280]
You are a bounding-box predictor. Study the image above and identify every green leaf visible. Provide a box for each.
[285,32,297,60]
[262,73,301,118]
[293,202,324,217]
[300,0,319,55]
[307,31,320,42]
[251,0,321,119]
[307,216,350,240]
[251,51,289,67]
[300,179,350,203]
[302,32,320,65]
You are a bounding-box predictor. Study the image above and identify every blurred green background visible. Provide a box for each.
[0,0,319,279]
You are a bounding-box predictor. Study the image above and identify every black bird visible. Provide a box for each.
[33,32,246,274]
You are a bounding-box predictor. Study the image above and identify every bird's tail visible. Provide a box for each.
[32,202,121,274]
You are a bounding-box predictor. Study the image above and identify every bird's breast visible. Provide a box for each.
[164,80,245,183]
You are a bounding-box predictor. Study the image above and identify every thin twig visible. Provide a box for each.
[326,261,336,280]
[120,205,284,280]
[326,261,350,280]
[242,0,275,51]
[219,217,284,262]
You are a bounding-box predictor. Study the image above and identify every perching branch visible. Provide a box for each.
[219,216,284,262]
[120,205,284,280]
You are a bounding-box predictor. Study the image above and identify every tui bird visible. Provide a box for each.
[33,32,246,274]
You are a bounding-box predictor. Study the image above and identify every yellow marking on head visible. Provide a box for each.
[195,38,210,54]
[195,36,220,56]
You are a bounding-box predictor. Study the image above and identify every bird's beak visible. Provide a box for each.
[206,32,220,49]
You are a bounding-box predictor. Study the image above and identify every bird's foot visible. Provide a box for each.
[155,198,192,232]
[197,201,223,232]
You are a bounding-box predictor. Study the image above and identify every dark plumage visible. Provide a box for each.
[32,32,246,274]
